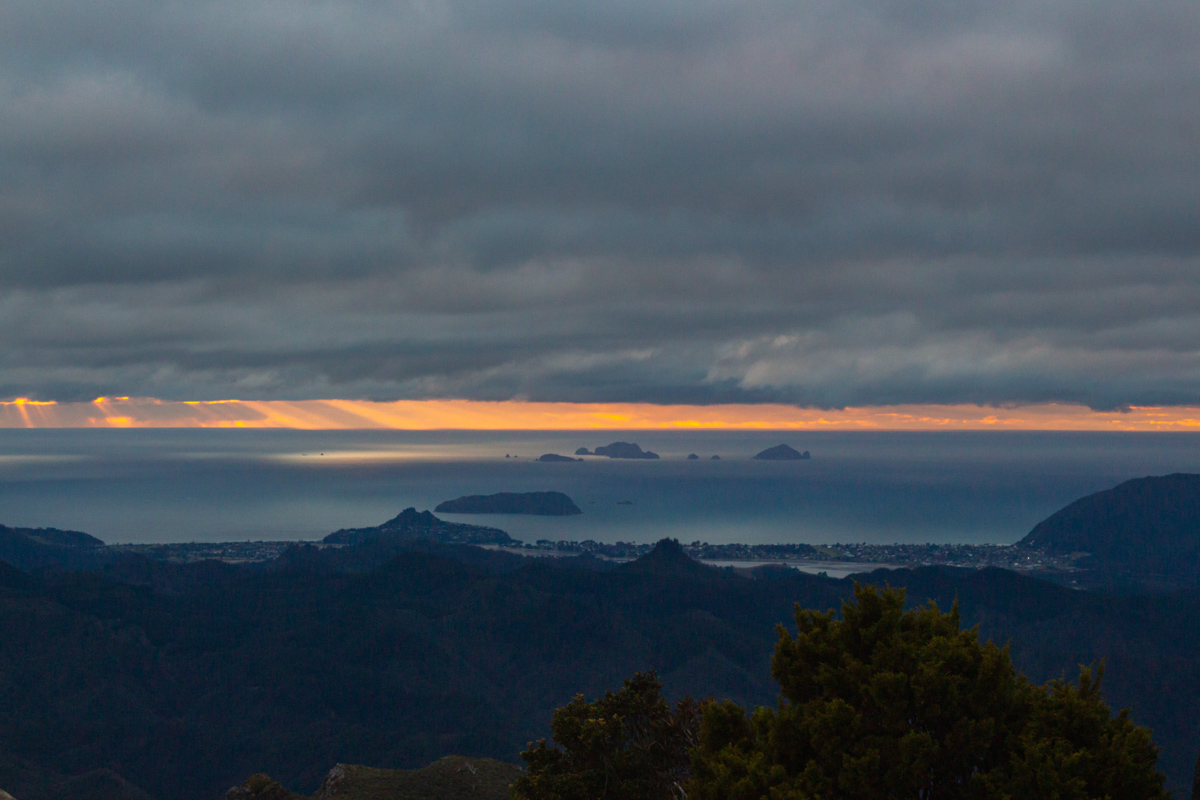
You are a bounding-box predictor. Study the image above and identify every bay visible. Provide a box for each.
[0,429,1197,545]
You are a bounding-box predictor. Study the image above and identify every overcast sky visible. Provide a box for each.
[2,0,1198,407]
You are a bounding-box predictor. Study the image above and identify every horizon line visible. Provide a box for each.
[2,397,1200,431]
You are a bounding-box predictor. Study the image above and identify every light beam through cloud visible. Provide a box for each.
[3,398,1200,431]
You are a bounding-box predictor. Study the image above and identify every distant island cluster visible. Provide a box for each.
[528,441,811,462]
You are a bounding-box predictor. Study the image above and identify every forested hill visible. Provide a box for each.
[322,507,514,545]
[0,525,106,572]
[2,541,1200,799]
[1019,473,1200,590]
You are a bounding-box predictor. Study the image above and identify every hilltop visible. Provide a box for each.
[323,508,514,546]
[1017,473,1200,590]
[0,525,106,572]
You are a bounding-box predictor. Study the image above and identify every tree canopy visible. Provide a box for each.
[512,672,700,800]
[690,584,1169,800]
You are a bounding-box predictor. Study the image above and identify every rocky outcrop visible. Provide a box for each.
[226,757,520,800]
[225,774,303,800]
[537,453,581,462]
[314,757,520,799]
[752,444,810,461]
[590,442,659,459]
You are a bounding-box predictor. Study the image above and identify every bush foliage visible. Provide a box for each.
[519,584,1169,800]
[513,673,701,800]
[690,584,1168,800]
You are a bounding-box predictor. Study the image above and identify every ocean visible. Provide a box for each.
[1,429,1198,546]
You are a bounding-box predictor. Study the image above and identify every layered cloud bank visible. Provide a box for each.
[1,0,1198,407]
[4,398,1200,431]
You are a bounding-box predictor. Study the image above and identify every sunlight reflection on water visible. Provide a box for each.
[0,429,1198,546]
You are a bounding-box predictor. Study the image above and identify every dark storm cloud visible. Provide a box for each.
[1,0,1198,406]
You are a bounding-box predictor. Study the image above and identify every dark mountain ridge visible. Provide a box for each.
[3,526,104,549]
[1018,473,1200,590]
[9,476,1200,797]
[3,541,1200,799]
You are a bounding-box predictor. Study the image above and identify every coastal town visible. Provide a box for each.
[509,538,1080,574]
[109,536,1080,577]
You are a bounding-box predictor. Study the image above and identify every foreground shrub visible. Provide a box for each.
[690,584,1168,800]
[513,672,700,800]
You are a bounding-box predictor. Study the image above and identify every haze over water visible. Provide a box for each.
[1,429,1198,546]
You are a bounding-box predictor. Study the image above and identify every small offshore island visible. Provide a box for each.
[576,442,660,459]
[536,453,581,462]
[753,443,811,460]
[435,491,582,516]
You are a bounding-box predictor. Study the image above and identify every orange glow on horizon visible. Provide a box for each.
[1,397,1200,431]
[1,397,60,428]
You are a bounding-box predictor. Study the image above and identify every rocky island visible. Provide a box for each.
[435,491,582,516]
[537,453,581,462]
[577,442,660,459]
[752,444,810,460]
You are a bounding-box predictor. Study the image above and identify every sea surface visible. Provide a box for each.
[1,429,1198,546]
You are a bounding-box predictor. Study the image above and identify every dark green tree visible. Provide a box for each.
[512,672,701,800]
[690,584,1169,800]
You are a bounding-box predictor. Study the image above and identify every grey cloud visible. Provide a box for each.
[0,0,1198,406]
